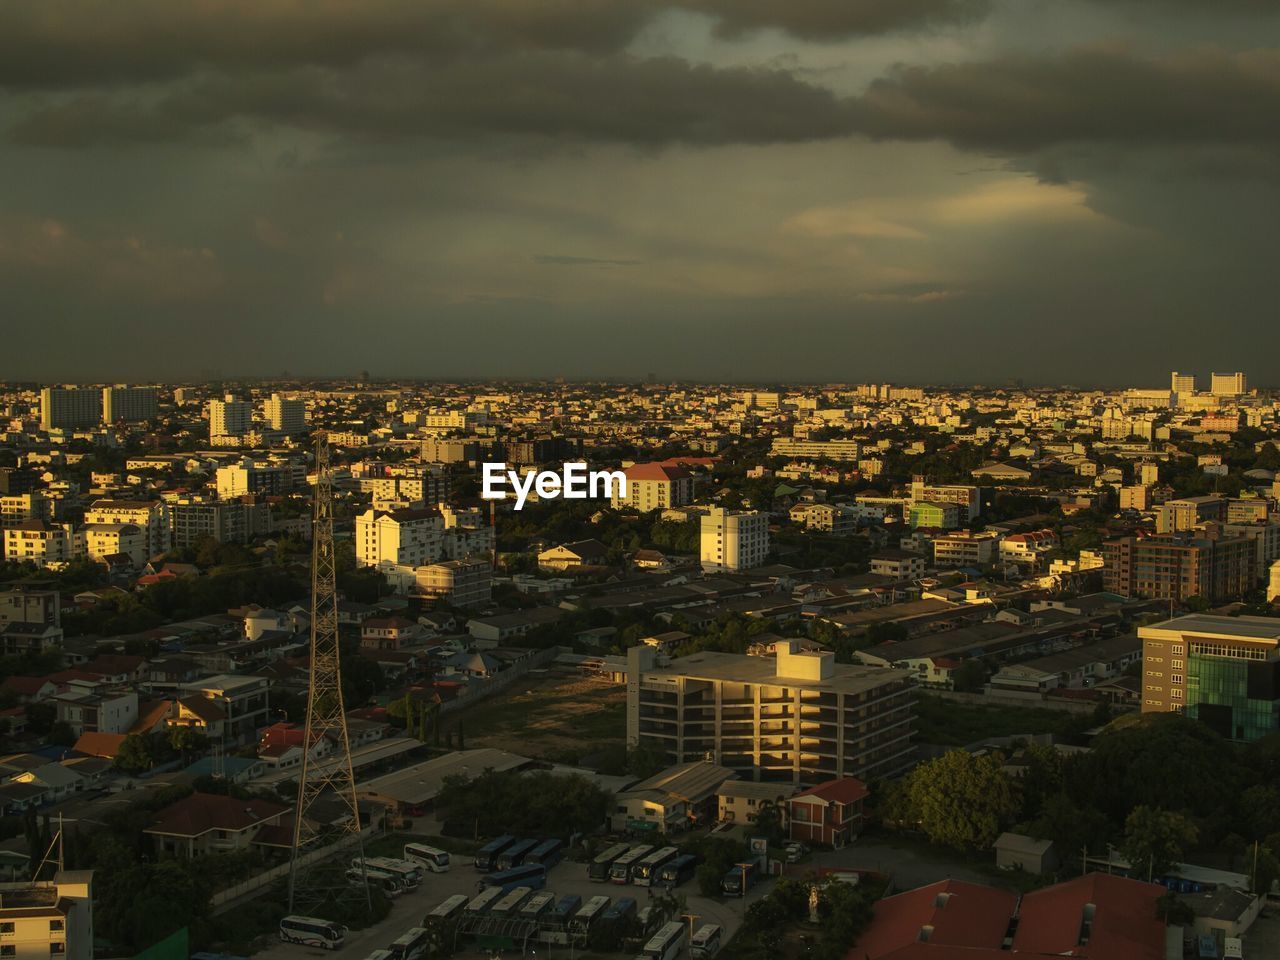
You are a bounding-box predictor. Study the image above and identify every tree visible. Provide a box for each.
[753,799,784,844]
[48,721,77,747]
[1120,806,1198,881]
[1027,793,1113,861]
[907,750,1019,850]
[951,658,989,693]
[113,734,154,775]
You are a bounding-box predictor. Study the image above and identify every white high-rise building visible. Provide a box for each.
[102,385,158,423]
[1211,372,1247,396]
[83,499,170,556]
[209,395,253,438]
[40,387,102,431]
[700,506,769,572]
[355,507,444,569]
[263,393,306,434]
[1170,372,1196,395]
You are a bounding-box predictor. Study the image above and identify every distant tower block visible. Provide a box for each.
[288,432,369,913]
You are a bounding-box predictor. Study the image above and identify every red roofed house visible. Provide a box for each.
[144,791,288,857]
[72,731,127,759]
[849,873,1168,960]
[257,721,332,769]
[787,777,869,847]
[0,676,57,703]
[611,462,695,512]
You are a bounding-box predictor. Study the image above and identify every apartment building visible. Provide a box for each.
[700,507,769,573]
[1,492,49,527]
[359,474,450,507]
[55,681,139,737]
[181,675,269,745]
[932,530,1000,567]
[1156,495,1227,534]
[1102,532,1255,603]
[209,395,252,438]
[39,387,101,431]
[83,499,169,555]
[1118,485,1150,511]
[1140,614,1280,741]
[0,872,94,960]
[263,393,306,434]
[999,529,1058,569]
[791,502,857,536]
[908,501,961,530]
[167,496,269,547]
[1210,372,1247,396]
[101,386,158,423]
[626,642,915,785]
[869,549,926,579]
[81,523,147,566]
[611,462,695,512]
[908,476,981,521]
[416,558,492,608]
[1170,371,1196,395]
[214,458,303,497]
[2,522,80,568]
[355,507,444,569]
[769,439,861,462]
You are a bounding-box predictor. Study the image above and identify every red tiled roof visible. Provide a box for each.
[0,676,54,696]
[1013,873,1166,960]
[625,462,692,482]
[145,792,287,838]
[791,777,870,806]
[73,732,126,759]
[851,880,1018,960]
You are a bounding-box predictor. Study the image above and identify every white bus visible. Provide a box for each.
[352,856,423,889]
[641,921,687,960]
[519,891,556,919]
[465,886,504,916]
[279,916,348,950]
[403,842,452,873]
[426,894,469,922]
[690,923,723,958]
[347,866,404,897]
[570,895,612,936]
[490,886,533,917]
[385,927,431,960]
[609,845,653,883]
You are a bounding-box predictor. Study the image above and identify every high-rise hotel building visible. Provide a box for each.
[627,642,915,785]
[1140,615,1280,742]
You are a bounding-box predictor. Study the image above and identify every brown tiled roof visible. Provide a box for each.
[145,792,287,838]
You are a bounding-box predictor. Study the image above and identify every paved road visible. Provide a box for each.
[254,854,761,959]
[805,838,993,891]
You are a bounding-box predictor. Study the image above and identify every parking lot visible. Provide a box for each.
[254,851,762,959]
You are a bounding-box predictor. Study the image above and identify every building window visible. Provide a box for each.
[0,923,12,935]
[2,947,14,958]
[49,921,63,933]
[50,944,65,956]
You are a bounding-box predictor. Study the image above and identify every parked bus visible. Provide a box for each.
[588,842,632,882]
[464,886,504,916]
[599,898,637,925]
[656,853,698,888]
[481,863,547,894]
[519,891,556,919]
[525,837,566,869]
[346,867,403,897]
[385,927,431,960]
[609,844,653,883]
[570,895,612,937]
[550,894,582,927]
[721,861,758,897]
[490,886,533,917]
[494,838,539,871]
[641,921,687,960]
[352,857,422,890]
[279,917,347,950]
[474,835,516,872]
[632,846,679,886]
[426,894,469,923]
[403,842,451,873]
[690,924,724,959]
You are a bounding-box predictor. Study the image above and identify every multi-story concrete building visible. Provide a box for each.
[1102,532,1255,603]
[769,439,861,462]
[791,502,857,536]
[167,496,269,547]
[1156,495,1228,534]
[355,507,444,569]
[101,385,158,423]
[209,395,252,438]
[263,393,306,435]
[907,501,961,530]
[1139,614,1280,741]
[626,642,914,784]
[359,474,450,507]
[1210,372,1247,396]
[932,530,1000,567]
[39,388,101,431]
[611,462,695,512]
[416,558,492,608]
[214,458,303,497]
[83,499,169,555]
[909,476,981,521]
[81,523,147,566]
[55,681,138,736]
[180,675,269,745]
[1269,559,1280,603]
[0,871,94,960]
[2,522,80,567]
[700,507,769,572]
[1170,372,1196,395]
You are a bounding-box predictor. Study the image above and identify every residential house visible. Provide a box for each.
[787,777,869,847]
[143,792,288,857]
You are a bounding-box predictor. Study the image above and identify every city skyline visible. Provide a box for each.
[4,1,1279,383]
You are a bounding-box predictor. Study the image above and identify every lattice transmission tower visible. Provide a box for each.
[288,431,370,914]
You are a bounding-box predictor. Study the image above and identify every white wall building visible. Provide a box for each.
[263,393,306,434]
[700,507,769,572]
[355,507,444,569]
[83,499,169,555]
[209,395,252,438]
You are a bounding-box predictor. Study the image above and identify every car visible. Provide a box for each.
[784,843,808,863]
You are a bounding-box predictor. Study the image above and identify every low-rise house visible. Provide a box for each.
[787,777,869,847]
[717,781,795,827]
[537,539,609,572]
[994,832,1059,874]
[144,791,289,857]
[610,760,736,834]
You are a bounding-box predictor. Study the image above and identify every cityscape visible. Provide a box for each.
[4,1,1280,959]
[1,374,1279,960]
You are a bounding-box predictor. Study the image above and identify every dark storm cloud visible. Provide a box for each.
[682,0,990,40]
[852,47,1280,152]
[9,54,862,148]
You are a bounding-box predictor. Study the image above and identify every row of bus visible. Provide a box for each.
[422,889,724,958]
[472,834,566,873]
[588,843,699,888]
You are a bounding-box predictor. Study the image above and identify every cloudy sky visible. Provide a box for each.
[4,0,1278,386]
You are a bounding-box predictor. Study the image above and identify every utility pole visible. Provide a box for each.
[288,431,370,914]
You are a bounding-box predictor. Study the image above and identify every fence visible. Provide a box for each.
[209,824,378,912]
